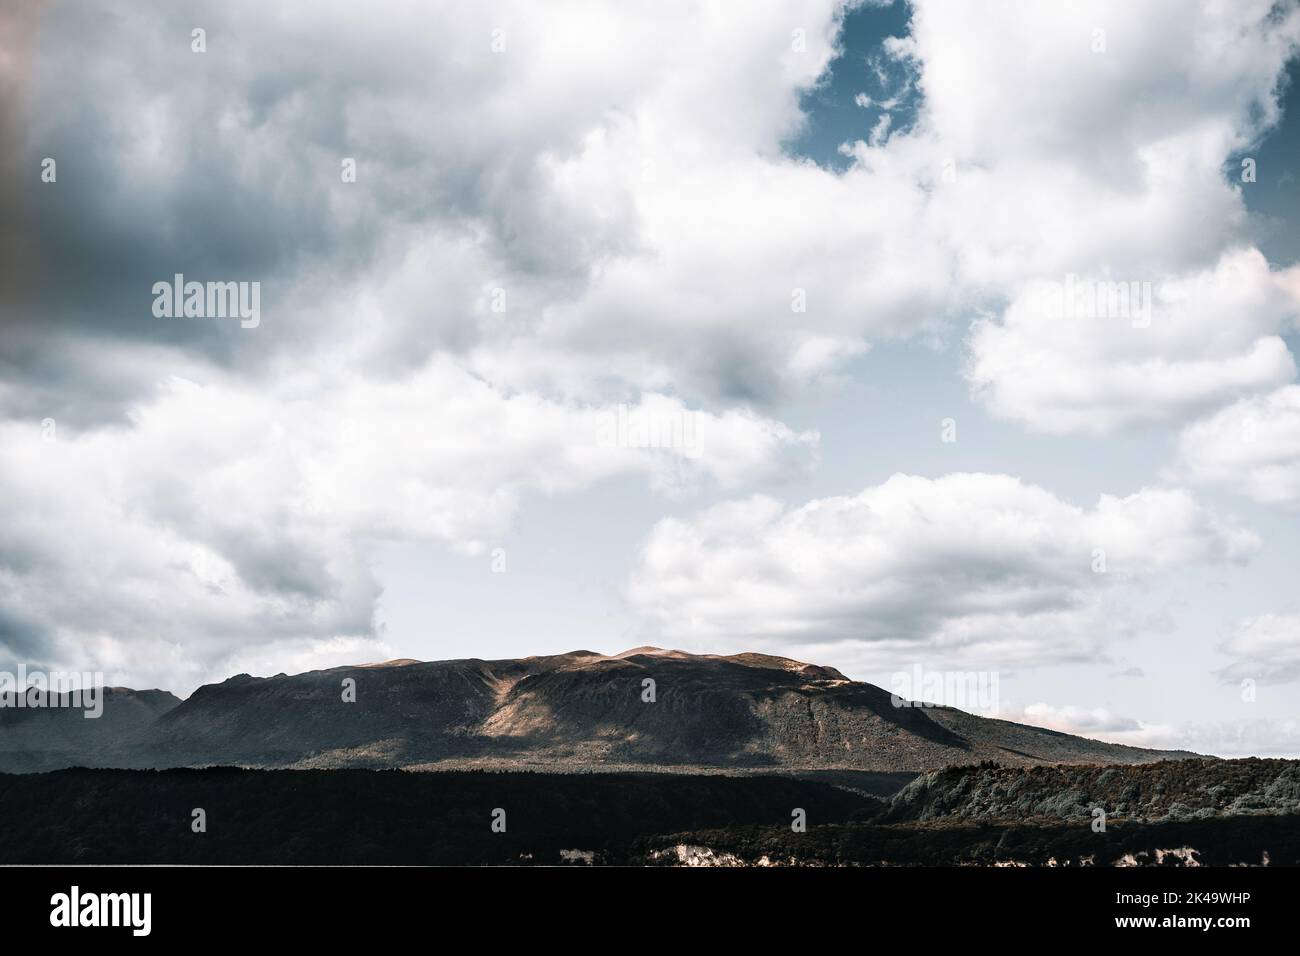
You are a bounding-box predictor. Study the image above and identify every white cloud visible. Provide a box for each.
[968,250,1300,434]
[0,361,814,691]
[1175,385,1300,505]
[1171,718,1300,758]
[1015,704,1300,758]
[1218,612,1300,684]
[1020,703,1144,734]
[626,473,1258,668]
[918,0,1300,432]
[501,0,1300,407]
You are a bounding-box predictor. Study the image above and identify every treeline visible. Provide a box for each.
[0,767,877,865]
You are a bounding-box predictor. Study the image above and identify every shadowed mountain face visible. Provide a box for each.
[0,648,1195,772]
[0,688,180,773]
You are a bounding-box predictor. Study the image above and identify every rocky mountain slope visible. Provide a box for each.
[0,648,1196,772]
[883,757,1300,823]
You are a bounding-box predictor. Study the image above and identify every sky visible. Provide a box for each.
[1,0,1299,757]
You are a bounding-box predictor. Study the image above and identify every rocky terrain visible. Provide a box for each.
[0,647,1195,773]
[882,757,1300,823]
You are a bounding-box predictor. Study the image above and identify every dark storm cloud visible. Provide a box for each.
[696,335,789,406]
[10,2,375,365]
[4,2,475,416]
[0,0,45,312]
[2,0,651,422]
[0,603,55,660]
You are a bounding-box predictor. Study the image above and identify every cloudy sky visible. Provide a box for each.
[2,0,1299,756]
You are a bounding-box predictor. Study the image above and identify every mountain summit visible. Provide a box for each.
[0,649,1194,773]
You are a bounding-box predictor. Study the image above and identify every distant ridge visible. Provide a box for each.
[0,648,1197,773]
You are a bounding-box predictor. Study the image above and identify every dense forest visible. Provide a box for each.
[2,761,1296,866]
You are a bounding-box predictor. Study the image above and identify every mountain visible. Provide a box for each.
[0,687,180,773]
[0,648,1195,772]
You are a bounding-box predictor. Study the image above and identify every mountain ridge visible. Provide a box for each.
[0,647,1197,773]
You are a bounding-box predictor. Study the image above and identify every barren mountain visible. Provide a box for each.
[0,648,1195,772]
